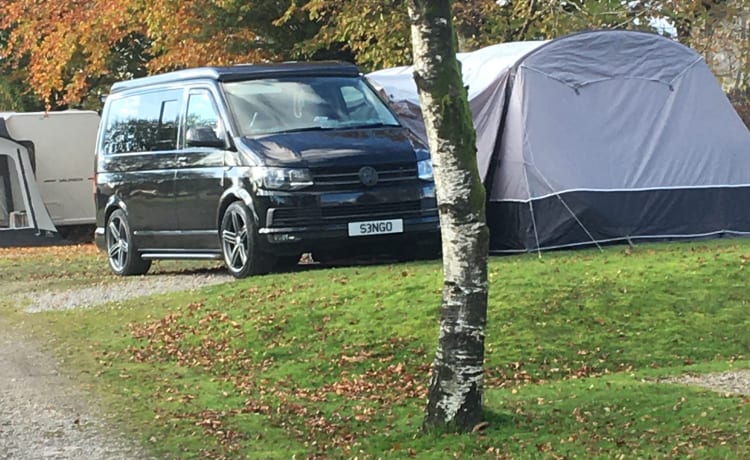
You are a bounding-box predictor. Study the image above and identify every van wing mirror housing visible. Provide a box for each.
[186,126,226,148]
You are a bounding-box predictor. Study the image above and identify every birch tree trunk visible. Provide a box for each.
[407,0,490,433]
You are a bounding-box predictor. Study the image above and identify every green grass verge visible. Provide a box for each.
[2,239,749,458]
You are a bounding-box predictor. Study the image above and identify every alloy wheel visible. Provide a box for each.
[222,207,249,272]
[107,215,128,272]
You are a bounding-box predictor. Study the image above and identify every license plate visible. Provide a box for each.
[348,219,403,237]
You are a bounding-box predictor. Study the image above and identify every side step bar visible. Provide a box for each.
[140,252,222,260]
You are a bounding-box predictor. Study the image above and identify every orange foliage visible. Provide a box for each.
[0,0,277,108]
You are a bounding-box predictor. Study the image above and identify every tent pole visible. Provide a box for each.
[521,157,543,258]
[530,163,603,252]
[552,193,603,252]
[15,148,38,233]
[528,198,542,258]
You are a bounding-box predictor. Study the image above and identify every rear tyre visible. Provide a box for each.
[105,209,151,276]
[220,201,271,278]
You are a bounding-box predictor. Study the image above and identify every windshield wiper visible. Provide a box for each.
[262,122,400,135]
[282,126,339,134]
[341,122,401,129]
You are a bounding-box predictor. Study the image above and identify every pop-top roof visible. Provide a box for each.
[110,61,361,93]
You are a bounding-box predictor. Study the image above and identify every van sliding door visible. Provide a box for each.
[98,89,182,249]
[172,88,229,250]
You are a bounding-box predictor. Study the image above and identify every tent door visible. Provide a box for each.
[0,144,55,232]
[0,153,20,228]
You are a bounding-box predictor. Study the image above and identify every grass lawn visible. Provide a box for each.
[1,239,749,458]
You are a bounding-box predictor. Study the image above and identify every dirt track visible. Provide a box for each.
[1,260,231,459]
[0,316,149,460]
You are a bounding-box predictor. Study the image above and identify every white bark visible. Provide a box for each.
[408,0,490,432]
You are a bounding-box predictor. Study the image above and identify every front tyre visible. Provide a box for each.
[220,201,271,278]
[105,209,151,276]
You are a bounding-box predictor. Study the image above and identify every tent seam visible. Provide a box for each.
[494,183,750,203]
[519,65,690,90]
[490,229,750,254]
[669,56,704,85]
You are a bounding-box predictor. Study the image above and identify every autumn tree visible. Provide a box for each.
[299,0,659,70]
[289,0,413,71]
[0,29,43,110]
[483,1,661,46]
[661,0,750,125]
[0,62,42,111]
[407,0,490,432]
[0,0,316,109]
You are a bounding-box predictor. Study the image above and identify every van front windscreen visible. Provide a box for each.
[222,76,400,136]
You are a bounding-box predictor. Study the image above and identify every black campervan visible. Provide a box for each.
[94,62,439,278]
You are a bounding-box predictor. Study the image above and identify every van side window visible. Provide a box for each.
[185,91,223,147]
[155,99,181,151]
[101,89,183,154]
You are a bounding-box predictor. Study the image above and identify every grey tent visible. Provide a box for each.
[367,30,750,252]
[0,135,58,246]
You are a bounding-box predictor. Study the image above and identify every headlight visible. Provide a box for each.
[250,167,313,191]
[417,158,433,181]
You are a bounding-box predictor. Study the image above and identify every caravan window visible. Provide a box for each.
[101,89,183,154]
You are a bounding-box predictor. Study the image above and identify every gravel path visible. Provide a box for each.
[22,272,231,313]
[660,370,750,396]
[0,317,148,460]
[2,272,232,459]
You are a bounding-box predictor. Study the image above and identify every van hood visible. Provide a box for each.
[239,127,427,168]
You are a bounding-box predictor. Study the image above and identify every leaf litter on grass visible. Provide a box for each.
[125,297,436,457]
[10,239,750,458]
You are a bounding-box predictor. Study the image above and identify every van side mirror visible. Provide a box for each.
[186,126,226,148]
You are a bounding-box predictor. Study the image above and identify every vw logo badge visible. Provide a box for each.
[358,166,378,186]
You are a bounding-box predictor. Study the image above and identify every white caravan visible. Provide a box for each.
[0,110,99,246]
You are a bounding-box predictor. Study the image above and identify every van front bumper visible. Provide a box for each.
[260,214,439,240]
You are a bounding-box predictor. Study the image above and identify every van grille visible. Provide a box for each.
[311,163,417,190]
[322,201,421,219]
[270,207,320,226]
[269,200,423,227]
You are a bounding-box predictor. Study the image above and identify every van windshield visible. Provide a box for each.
[222,76,400,136]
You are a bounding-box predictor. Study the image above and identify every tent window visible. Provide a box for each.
[0,155,11,227]
[102,89,183,154]
[0,154,28,229]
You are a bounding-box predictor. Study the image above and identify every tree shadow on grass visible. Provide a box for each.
[482,407,514,429]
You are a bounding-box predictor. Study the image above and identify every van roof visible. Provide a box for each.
[110,61,361,93]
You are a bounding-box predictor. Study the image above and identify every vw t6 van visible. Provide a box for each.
[94,62,439,277]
